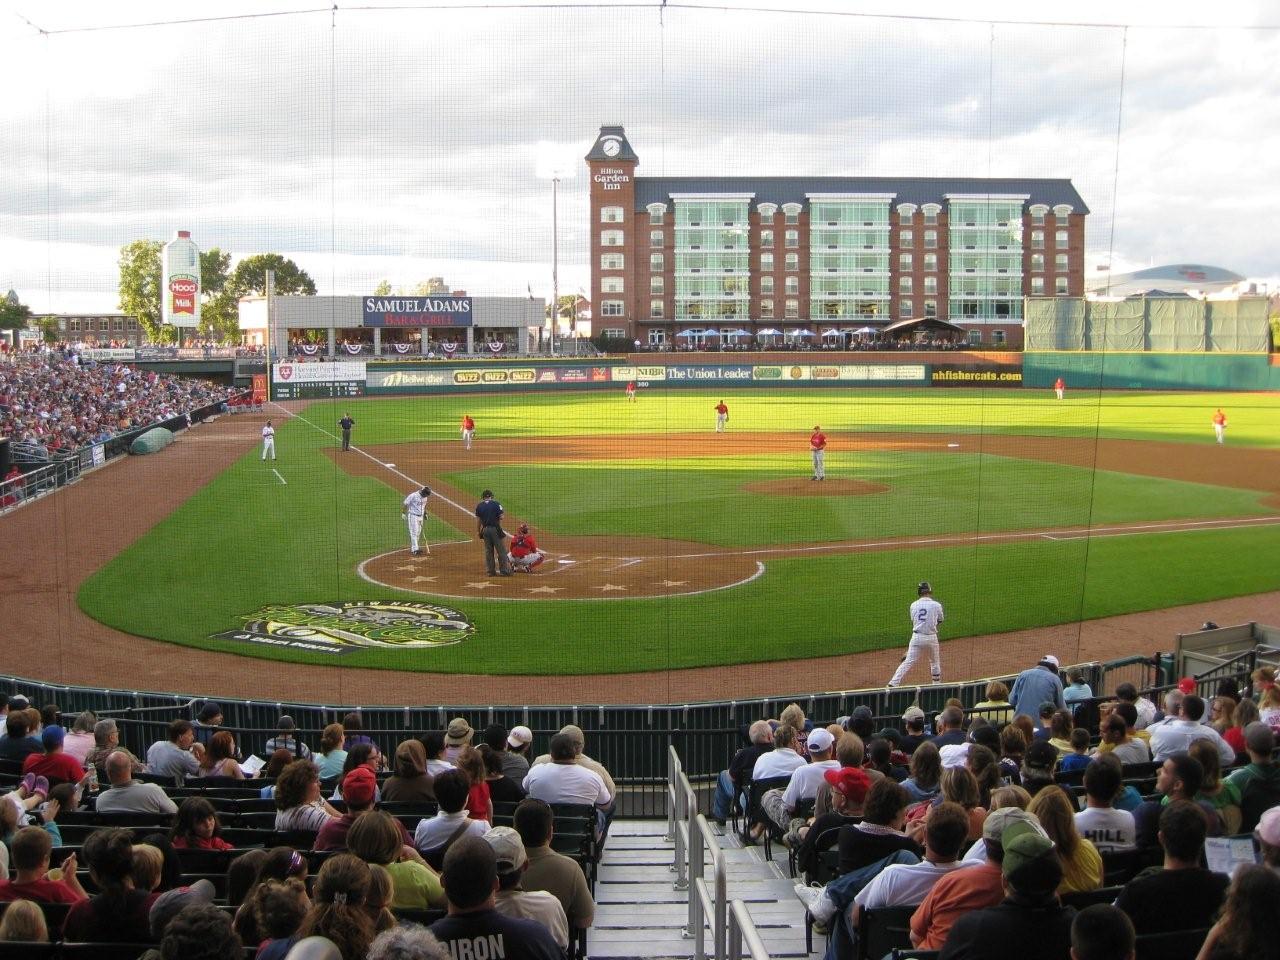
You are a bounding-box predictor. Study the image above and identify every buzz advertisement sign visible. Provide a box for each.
[161,230,201,328]
[362,296,473,328]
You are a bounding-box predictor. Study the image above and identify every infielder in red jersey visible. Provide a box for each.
[810,426,827,481]
[625,381,637,402]
[715,401,728,433]
[460,414,475,450]
[1054,377,1065,401]
[507,523,546,572]
[1213,408,1227,445]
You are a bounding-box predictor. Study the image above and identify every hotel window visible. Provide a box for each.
[924,230,937,249]
[761,276,774,295]
[601,300,624,317]
[924,300,937,318]
[784,299,799,318]
[651,300,664,318]
[900,253,912,270]
[128,318,138,330]
[114,317,124,331]
[923,209,939,225]
[785,276,799,295]
[785,253,799,272]
[1056,254,1068,271]
[900,229,913,248]
[648,329,666,345]
[601,206,624,223]
[760,229,774,248]
[785,229,799,248]
[1056,277,1069,295]
[69,318,80,331]
[784,208,799,225]
[924,276,938,295]
[993,330,1006,345]
[650,276,664,294]
[1031,276,1045,295]
[899,276,912,294]
[1055,230,1068,249]
[650,253,664,272]
[649,208,665,225]
[1031,230,1044,249]
[968,330,982,345]
[760,299,774,318]
[1031,209,1045,226]
[924,254,937,272]
[899,210,913,226]
[601,253,623,270]
[601,230,624,247]
[1031,254,1044,272]
[900,300,913,318]
[650,230,663,248]
[603,328,626,339]
[761,253,774,272]
[602,277,624,294]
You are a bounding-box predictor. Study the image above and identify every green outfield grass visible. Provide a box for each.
[76,388,1280,675]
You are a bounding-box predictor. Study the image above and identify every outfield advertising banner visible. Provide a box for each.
[362,296,474,327]
[368,365,612,391]
[930,364,1023,387]
[611,365,668,382]
[753,363,926,382]
[274,360,367,383]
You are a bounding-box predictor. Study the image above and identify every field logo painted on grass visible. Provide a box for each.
[211,600,473,655]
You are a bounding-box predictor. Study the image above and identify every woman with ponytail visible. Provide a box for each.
[296,853,375,960]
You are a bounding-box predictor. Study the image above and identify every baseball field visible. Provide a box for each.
[74,387,1280,677]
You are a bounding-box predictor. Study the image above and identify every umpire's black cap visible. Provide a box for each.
[917,581,932,595]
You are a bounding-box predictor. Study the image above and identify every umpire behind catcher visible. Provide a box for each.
[475,489,513,577]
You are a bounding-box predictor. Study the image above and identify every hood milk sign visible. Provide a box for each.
[363,296,473,327]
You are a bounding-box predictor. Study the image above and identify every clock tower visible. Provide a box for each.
[586,126,639,341]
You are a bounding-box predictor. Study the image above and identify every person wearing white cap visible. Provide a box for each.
[1009,655,1066,720]
[887,582,945,688]
[760,728,839,833]
[503,726,534,781]
[484,826,569,950]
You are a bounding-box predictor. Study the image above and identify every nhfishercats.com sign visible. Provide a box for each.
[362,296,473,328]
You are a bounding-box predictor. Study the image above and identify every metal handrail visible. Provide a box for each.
[727,898,771,960]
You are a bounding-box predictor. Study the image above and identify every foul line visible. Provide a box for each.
[271,469,287,486]
[269,403,475,521]
[664,515,1280,560]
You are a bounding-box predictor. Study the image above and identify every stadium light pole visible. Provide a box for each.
[536,144,576,356]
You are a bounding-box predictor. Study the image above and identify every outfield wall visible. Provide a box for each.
[1023,352,1280,391]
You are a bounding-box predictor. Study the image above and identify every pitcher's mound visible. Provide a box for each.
[742,478,889,497]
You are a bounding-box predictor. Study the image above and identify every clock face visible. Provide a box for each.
[601,139,621,157]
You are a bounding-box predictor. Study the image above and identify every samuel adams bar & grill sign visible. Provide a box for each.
[363,296,473,327]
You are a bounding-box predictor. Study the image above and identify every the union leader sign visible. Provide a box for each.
[362,296,473,327]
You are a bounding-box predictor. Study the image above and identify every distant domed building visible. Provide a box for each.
[1087,264,1245,297]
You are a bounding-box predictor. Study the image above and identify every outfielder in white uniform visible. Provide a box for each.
[261,421,276,461]
[401,485,432,556]
[887,581,944,687]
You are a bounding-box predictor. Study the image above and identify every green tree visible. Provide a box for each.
[227,253,317,299]
[198,247,237,342]
[373,279,392,296]
[0,292,31,333]
[117,239,165,342]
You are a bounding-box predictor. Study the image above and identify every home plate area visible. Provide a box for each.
[359,535,763,600]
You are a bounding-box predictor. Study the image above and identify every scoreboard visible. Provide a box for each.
[272,380,364,400]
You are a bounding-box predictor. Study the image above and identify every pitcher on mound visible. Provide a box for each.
[886,581,944,687]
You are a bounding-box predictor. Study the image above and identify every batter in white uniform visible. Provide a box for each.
[261,420,276,461]
[887,581,944,687]
[401,485,432,556]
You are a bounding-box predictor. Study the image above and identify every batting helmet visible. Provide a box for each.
[917,581,932,595]
[518,523,530,535]
[420,485,431,497]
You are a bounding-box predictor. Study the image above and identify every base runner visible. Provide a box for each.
[402,485,432,557]
[810,425,826,480]
[887,581,944,687]
[507,523,546,573]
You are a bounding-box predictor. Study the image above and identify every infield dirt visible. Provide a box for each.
[4,411,1280,705]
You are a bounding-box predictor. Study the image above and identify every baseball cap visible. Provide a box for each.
[901,706,926,723]
[851,706,874,722]
[823,766,872,803]
[277,715,296,732]
[7,695,29,710]
[1000,820,1057,877]
[1256,807,1280,847]
[559,724,586,747]
[41,724,65,749]
[1040,655,1060,670]
[341,766,377,808]
[806,729,835,752]
[1177,677,1198,695]
[982,807,1047,844]
[507,725,533,749]
[149,879,215,939]
[483,826,528,874]
[877,727,903,747]
[445,717,473,746]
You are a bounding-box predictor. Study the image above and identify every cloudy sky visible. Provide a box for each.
[1,0,1277,313]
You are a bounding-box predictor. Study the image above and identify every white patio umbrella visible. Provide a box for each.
[730,328,753,336]
[675,329,702,337]
[821,328,843,337]
[788,328,816,337]
[756,328,782,336]
[854,325,877,335]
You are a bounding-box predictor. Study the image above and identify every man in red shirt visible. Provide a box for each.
[0,826,87,904]
[1212,409,1227,445]
[810,426,827,481]
[1054,377,1065,401]
[461,415,475,450]
[715,401,729,433]
[23,725,86,786]
[625,381,637,402]
[508,523,547,573]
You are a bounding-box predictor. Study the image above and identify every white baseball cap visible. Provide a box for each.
[806,729,834,752]
[507,725,533,748]
[1040,655,1060,670]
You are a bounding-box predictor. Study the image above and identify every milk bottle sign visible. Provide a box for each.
[161,230,201,327]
